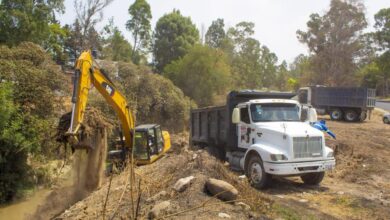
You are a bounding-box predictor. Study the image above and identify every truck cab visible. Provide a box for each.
[231,99,335,188]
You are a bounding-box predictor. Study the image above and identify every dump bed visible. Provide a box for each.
[310,87,376,109]
[190,91,296,152]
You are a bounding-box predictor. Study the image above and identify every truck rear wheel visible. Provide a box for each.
[329,109,343,121]
[246,155,271,189]
[300,172,325,185]
[360,111,367,121]
[344,110,358,122]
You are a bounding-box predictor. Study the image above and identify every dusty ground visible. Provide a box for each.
[44,109,390,220]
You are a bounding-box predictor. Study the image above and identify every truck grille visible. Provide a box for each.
[293,136,323,159]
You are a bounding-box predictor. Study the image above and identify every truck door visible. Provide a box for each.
[238,106,252,149]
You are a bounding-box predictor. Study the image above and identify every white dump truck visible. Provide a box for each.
[190,91,335,189]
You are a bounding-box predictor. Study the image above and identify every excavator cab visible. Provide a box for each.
[133,124,171,165]
[107,124,170,172]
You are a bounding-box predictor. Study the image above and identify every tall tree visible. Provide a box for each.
[164,45,231,106]
[153,10,199,73]
[126,0,152,62]
[74,0,113,49]
[0,0,65,46]
[297,0,367,86]
[362,8,390,96]
[102,20,133,62]
[225,22,278,89]
[205,18,225,48]
[374,8,390,51]
[64,20,83,60]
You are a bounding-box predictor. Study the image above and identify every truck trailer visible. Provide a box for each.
[297,86,376,122]
[190,91,335,189]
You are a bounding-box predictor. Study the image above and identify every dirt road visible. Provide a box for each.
[50,110,390,220]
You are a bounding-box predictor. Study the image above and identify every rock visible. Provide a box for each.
[192,153,198,160]
[298,199,308,203]
[275,194,284,199]
[148,200,171,219]
[236,201,251,210]
[146,191,167,203]
[337,191,345,195]
[173,176,195,192]
[218,212,231,218]
[238,175,246,179]
[205,178,238,201]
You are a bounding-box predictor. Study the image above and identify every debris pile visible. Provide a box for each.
[56,133,272,219]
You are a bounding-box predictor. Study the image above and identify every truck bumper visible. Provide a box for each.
[263,159,336,176]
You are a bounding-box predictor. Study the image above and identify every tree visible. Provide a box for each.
[64,19,102,60]
[372,8,390,95]
[102,21,133,62]
[374,8,390,51]
[205,18,225,48]
[0,0,69,63]
[0,0,64,46]
[64,20,84,60]
[126,0,152,62]
[74,0,113,49]
[164,45,231,106]
[297,0,367,86]
[0,43,67,203]
[275,61,289,91]
[153,10,199,73]
[224,22,278,89]
[289,54,314,88]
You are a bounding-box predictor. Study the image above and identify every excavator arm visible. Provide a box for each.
[67,51,135,151]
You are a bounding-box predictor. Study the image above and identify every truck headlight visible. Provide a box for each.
[270,154,288,161]
[327,152,334,158]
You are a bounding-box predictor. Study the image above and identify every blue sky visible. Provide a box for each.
[58,0,390,63]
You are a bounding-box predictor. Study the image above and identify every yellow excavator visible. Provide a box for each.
[66,50,171,165]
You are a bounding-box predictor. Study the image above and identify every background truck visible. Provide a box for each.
[190,91,335,189]
[297,86,376,122]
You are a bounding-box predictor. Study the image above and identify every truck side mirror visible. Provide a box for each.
[300,107,308,122]
[232,108,241,124]
[307,107,318,123]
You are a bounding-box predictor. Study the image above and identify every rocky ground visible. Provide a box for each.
[39,109,390,220]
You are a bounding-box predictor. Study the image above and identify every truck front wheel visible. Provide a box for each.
[246,155,271,189]
[300,172,325,185]
[329,109,343,121]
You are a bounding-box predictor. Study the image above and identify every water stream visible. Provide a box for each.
[0,188,52,220]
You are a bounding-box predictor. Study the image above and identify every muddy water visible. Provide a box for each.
[0,188,52,220]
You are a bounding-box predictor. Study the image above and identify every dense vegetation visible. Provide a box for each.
[0,43,67,203]
[0,0,389,203]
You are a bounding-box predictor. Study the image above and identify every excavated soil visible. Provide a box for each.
[43,109,390,220]
[30,108,112,220]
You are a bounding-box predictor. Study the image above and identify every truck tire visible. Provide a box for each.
[329,109,343,121]
[344,110,358,122]
[384,117,390,124]
[360,111,367,121]
[300,172,325,185]
[246,155,271,189]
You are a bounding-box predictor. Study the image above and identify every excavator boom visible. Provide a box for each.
[67,51,135,151]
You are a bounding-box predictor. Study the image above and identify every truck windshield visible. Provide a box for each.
[250,103,300,122]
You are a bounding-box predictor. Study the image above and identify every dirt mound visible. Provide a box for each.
[56,133,273,219]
